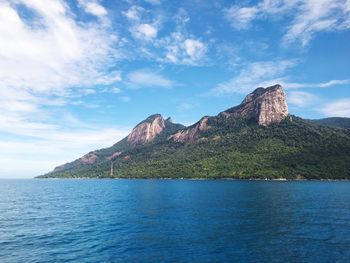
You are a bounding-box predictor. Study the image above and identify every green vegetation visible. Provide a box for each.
[309,117,350,129]
[38,115,350,180]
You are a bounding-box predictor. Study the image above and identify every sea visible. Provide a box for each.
[0,179,349,262]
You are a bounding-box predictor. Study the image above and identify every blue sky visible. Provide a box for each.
[0,0,350,178]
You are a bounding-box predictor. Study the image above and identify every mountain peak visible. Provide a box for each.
[222,84,288,126]
[127,114,166,145]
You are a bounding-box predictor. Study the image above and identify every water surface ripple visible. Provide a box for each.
[0,179,349,262]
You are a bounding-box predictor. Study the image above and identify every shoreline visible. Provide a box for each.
[33,177,350,181]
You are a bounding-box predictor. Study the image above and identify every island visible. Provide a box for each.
[38,84,350,179]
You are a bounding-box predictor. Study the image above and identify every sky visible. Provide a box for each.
[0,0,350,178]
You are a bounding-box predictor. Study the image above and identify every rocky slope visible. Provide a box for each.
[47,114,184,174]
[127,114,166,145]
[220,84,288,126]
[38,84,350,179]
[169,117,210,143]
[169,84,288,143]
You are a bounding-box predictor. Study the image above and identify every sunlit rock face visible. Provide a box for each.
[221,84,288,126]
[127,114,166,145]
[168,117,210,143]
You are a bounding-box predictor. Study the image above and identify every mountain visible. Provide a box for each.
[309,117,350,129]
[50,115,184,174]
[38,84,350,179]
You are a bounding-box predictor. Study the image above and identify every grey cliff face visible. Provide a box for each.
[221,84,288,126]
[127,114,166,145]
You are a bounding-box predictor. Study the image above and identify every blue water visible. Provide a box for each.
[0,180,350,262]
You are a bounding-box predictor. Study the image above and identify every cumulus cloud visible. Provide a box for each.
[161,32,207,65]
[184,39,207,61]
[132,23,158,40]
[123,5,144,21]
[78,0,108,17]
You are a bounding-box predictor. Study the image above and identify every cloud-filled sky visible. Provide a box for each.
[1,0,349,178]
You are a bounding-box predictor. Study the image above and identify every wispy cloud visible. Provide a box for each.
[225,0,350,46]
[283,79,350,89]
[287,91,319,107]
[225,5,259,30]
[126,70,174,89]
[0,127,130,178]
[177,101,199,112]
[212,60,296,94]
[321,98,350,117]
[212,59,350,95]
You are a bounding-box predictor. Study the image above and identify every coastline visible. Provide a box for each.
[34,177,350,181]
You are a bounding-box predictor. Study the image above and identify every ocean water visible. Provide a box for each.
[0,179,349,263]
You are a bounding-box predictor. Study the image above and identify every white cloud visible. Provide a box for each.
[132,23,158,40]
[225,0,350,46]
[283,79,350,89]
[287,91,318,107]
[0,127,130,178]
[79,0,107,17]
[123,5,144,21]
[126,70,174,89]
[318,79,350,87]
[212,60,296,94]
[225,5,259,30]
[0,0,127,178]
[184,39,207,61]
[161,33,207,65]
[0,0,120,94]
[321,98,350,117]
[0,0,122,129]
[212,59,350,95]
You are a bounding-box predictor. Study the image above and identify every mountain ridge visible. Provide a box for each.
[38,84,350,179]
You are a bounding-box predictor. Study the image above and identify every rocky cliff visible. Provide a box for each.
[127,114,166,145]
[169,84,288,143]
[169,117,210,143]
[221,84,288,126]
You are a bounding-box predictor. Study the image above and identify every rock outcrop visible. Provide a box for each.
[79,152,99,164]
[221,84,288,126]
[127,114,166,145]
[169,116,210,143]
[107,151,122,160]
